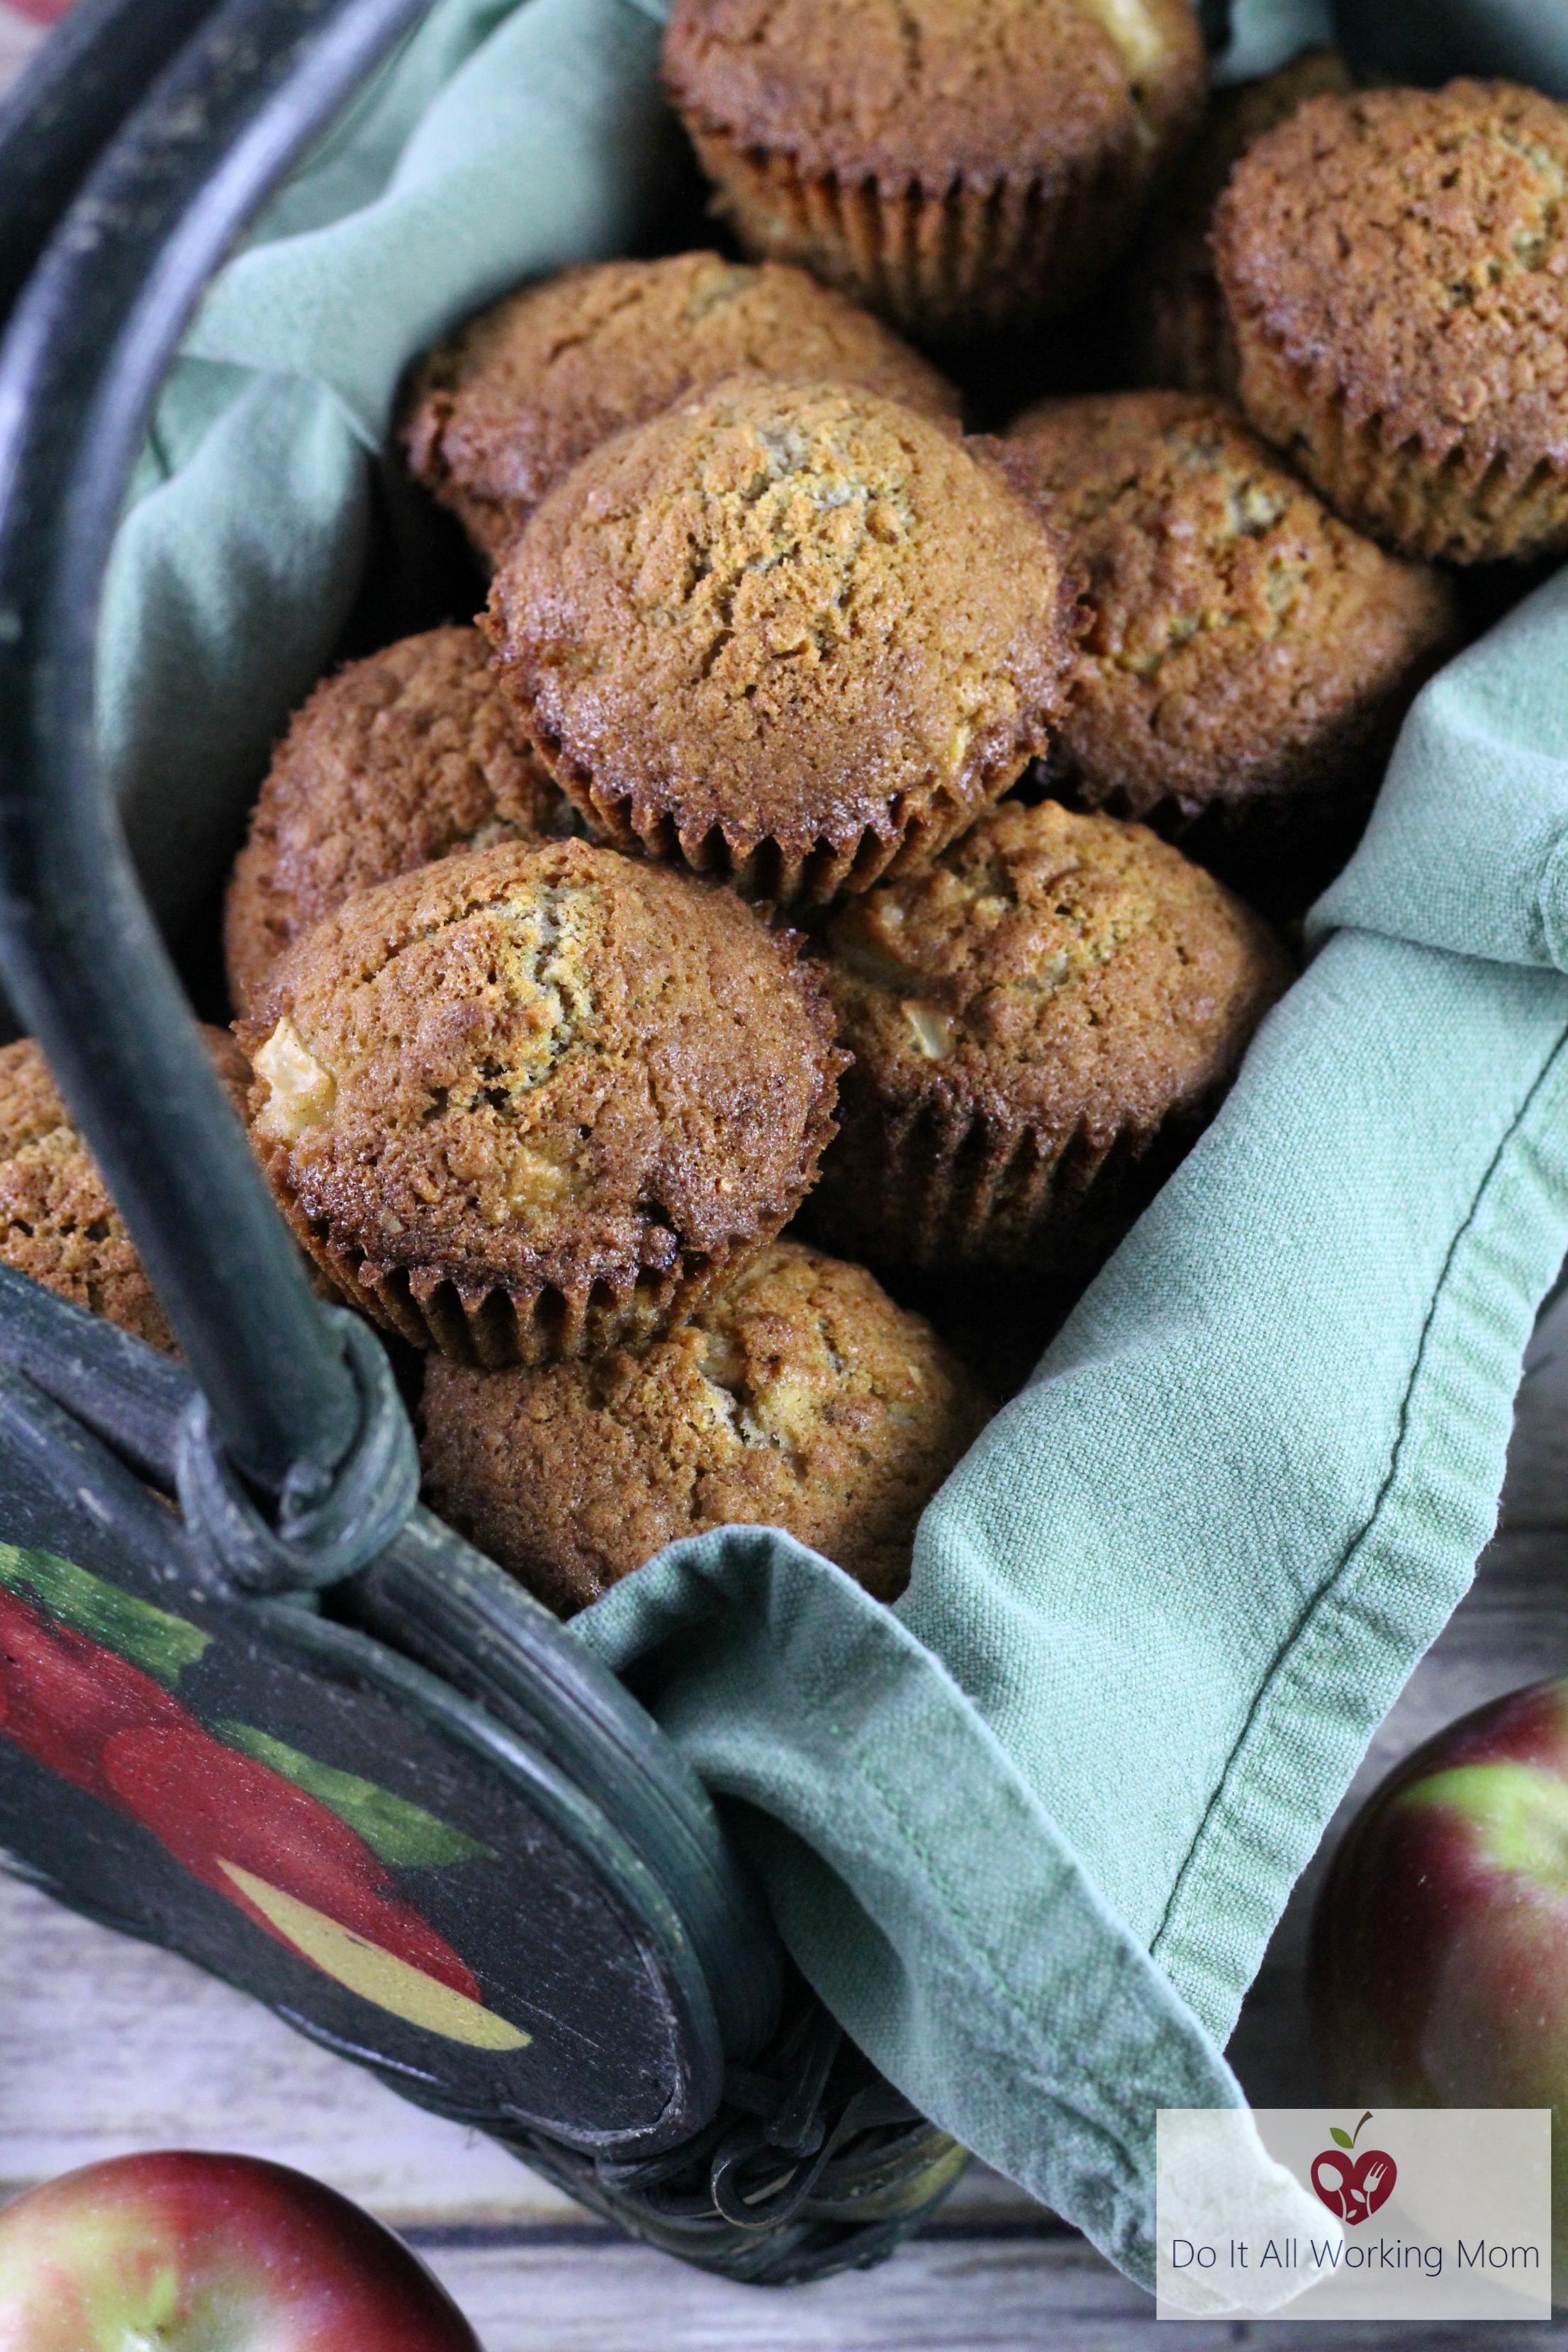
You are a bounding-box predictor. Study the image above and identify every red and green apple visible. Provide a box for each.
[0,2151,481,2349]
[1309,1676,1568,2297]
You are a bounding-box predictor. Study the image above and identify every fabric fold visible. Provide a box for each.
[1313,571,1568,973]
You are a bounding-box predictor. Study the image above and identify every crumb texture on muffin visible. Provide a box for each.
[225,627,573,1019]
[1214,80,1568,559]
[420,1238,990,1610]
[239,839,844,1365]
[808,796,1289,1268]
[486,377,1077,905]
[663,0,1206,336]
[1002,391,1457,825]
[403,252,958,565]
[0,1030,250,1352]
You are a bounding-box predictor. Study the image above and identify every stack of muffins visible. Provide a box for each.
[11,4,1567,1616]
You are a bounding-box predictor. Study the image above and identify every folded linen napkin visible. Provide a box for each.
[86,0,1568,2287]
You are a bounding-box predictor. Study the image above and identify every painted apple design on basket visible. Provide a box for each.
[0,1547,525,2054]
[1311,2112,1396,2225]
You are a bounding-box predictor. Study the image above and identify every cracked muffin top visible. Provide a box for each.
[225,628,574,1019]
[1214,80,1568,471]
[485,377,1077,904]
[824,797,1290,1141]
[0,1030,250,1352]
[239,837,843,1340]
[403,252,959,565]
[662,0,1204,193]
[420,1238,990,1611]
[1000,392,1457,814]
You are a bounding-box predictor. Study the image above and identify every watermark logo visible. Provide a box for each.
[1309,2111,1396,2224]
[1156,2108,1550,2322]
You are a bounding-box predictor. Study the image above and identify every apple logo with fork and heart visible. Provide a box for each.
[1311,2112,1397,2225]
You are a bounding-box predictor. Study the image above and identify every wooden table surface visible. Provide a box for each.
[4,1283,1567,2346]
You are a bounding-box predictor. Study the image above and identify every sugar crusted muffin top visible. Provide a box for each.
[663,0,1205,192]
[486,376,1077,899]
[825,796,1289,1141]
[240,837,843,1322]
[1214,79,1568,472]
[0,1031,250,1353]
[420,1238,990,1612]
[403,252,959,565]
[224,627,573,1019]
[1002,391,1457,814]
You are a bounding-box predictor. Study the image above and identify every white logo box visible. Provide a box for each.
[1156,2108,1551,2322]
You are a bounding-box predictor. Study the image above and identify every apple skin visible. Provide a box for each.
[1309,1677,1568,2297]
[0,2152,481,2351]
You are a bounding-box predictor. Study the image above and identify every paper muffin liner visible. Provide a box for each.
[265,1175,763,1370]
[518,699,1033,909]
[1233,328,1568,566]
[1124,268,1241,402]
[801,1077,1203,1279]
[682,122,1150,345]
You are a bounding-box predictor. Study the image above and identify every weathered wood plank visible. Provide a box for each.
[411,2233,1562,2352]
[0,10,45,99]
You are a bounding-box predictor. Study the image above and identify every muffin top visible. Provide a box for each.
[403,252,959,565]
[225,628,573,1019]
[1001,391,1457,812]
[422,1238,990,1611]
[825,797,1289,1139]
[663,0,1206,191]
[486,376,1077,892]
[239,837,843,1311]
[1214,80,1568,471]
[0,1030,250,1353]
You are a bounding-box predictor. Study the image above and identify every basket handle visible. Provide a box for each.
[0,0,430,1559]
[0,0,213,327]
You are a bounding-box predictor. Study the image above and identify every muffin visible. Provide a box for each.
[402,252,959,567]
[1214,81,1568,564]
[999,391,1458,892]
[0,1029,250,1351]
[805,797,1290,1274]
[238,839,844,1367]
[420,1238,991,1611]
[1116,47,1354,396]
[485,377,1079,907]
[662,0,1207,344]
[224,627,575,1019]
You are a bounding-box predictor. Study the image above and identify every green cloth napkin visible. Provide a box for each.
[94,0,1568,2288]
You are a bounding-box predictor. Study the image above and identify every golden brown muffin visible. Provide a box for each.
[486,377,1079,907]
[663,0,1207,344]
[238,838,844,1368]
[1116,46,1354,396]
[0,1030,251,1352]
[402,252,960,566]
[805,797,1290,1274]
[224,627,574,1020]
[1214,81,1568,563]
[420,1238,991,1611]
[999,392,1458,891]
